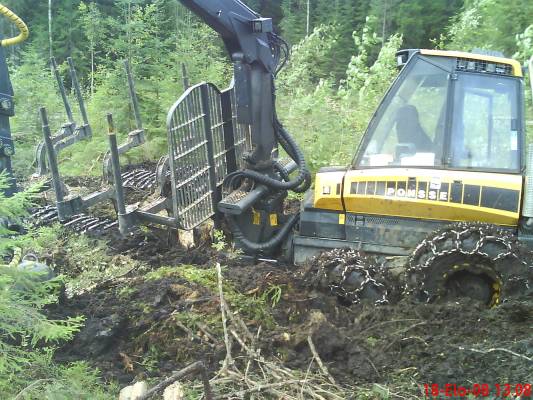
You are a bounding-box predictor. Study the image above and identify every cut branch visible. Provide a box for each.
[137,361,212,400]
[307,336,336,385]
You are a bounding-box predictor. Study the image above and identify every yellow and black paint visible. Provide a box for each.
[314,168,522,227]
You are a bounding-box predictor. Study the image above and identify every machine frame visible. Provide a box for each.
[292,49,531,264]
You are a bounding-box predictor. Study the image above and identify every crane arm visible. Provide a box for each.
[178,0,309,191]
[179,0,275,72]
[177,0,311,255]
[178,0,283,167]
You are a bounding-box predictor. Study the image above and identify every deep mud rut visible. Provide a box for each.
[45,226,533,397]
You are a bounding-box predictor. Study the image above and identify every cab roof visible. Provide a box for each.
[419,49,522,77]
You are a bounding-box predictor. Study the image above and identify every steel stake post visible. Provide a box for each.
[39,107,65,218]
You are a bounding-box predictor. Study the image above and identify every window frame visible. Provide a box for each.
[445,71,523,174]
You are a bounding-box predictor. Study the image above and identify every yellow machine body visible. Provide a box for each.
[314,168,522,227]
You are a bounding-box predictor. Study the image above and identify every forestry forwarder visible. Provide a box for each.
[0,4,28,196]
[41,1,532,306]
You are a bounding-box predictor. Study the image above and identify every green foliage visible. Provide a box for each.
[148,264,275,325]
[211,229,226,252]
[0,175,114,399]
[515,25,533,61]
[279,21,402,173]
[181,264,274,324]
[261,284,283,307]
[10,361,117,400]
[279,25,343,91]
[59,234,138,296]
[340,30,403,133]
[369,0,462,49]
[0,173,35,239]
[0,173,48,263]
[211,229,243,258]
[0,254,87,397]
[279,81,352,172]
[443,0,533,57]
[9,46,66,177]
[516,24,533,127]
[7,0,232,177]
[281,0,459,81]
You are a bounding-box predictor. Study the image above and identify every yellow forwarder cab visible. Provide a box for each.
[294,49,528,266]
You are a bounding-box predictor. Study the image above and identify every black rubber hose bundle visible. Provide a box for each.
[238,117,311,193]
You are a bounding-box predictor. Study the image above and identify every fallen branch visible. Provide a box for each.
[454,345,532,362]
[221,296,254,342]
[358,319,421,335]
[196,322,219,344]
[307,336,336,385]
[391,321,430,336]
[137,361,212,400]
[174,318,215,348]
[226,379,308,398]
[13,379,53,400]
[216,262,234,371]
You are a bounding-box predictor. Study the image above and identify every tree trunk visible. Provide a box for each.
[48,0,53,58]
[381,0,388,47]
[90,48,94,95]
[306,0,310,36]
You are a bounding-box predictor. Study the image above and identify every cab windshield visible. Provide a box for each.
[356,55,521,172]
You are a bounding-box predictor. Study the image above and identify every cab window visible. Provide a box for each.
[450,74,519,170]
[359,58,449,167]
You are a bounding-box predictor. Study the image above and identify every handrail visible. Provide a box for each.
[529,56,533,105]
[0,4,29,46]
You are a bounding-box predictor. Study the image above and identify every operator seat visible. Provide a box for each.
[395,105,433,152]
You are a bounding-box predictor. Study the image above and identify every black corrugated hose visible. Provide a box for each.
[228,213,299,252]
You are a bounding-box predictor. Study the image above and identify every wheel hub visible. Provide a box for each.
[444,269,495,304]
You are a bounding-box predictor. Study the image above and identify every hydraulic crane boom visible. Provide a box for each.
[179,0,276,166]
[177,0,311,255]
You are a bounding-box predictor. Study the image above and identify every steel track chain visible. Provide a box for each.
[311,248,389,305]
[30,205,117,234]
[120,168,157,191]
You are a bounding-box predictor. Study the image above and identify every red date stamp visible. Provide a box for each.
[424,383,532,397]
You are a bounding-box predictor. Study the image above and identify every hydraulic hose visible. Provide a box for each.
[271,119,311,193]
[240,118,311,192]
[228,213,299,252]
[272,160,290,181]
[0,5,29,47]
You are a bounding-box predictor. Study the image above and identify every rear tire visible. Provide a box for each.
[310,248,388,304]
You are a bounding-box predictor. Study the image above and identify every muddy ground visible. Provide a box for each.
[34,176,533,398]
[43,231,532,396]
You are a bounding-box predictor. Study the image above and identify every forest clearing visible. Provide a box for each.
[0,0,532,399]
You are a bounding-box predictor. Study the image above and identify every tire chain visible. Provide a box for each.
[407,222,531,300]
[310,248,389,305]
